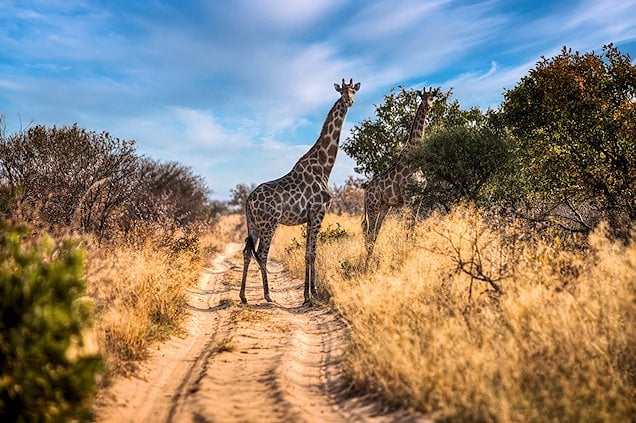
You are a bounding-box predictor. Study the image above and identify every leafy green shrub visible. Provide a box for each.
[317,223,349,243]
[341,86,487,177]
[411,125,511,212]
[0,221,102,422]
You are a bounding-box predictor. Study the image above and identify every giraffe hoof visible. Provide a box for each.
[240,297,247,304]
[265,296,273,302]
[303,298,313,307]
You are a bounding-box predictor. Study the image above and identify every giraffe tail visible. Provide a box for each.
[243,235,265,268]
[244,201,266,270]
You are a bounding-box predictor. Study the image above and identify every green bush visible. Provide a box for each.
[411,125,512,212]
[0,221,102,422]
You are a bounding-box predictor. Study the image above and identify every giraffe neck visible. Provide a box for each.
[393,101,431,171]
[294,98,348,183]
[405,101,431,147]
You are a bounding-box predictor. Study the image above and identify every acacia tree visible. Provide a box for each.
[501,44,636,236]
[342,86,486,177]
[343,86,501,214]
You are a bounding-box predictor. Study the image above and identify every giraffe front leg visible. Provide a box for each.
[256,230,274,303]
[304,207,326,304]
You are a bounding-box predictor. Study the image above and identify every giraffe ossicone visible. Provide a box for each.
[240,78,360,305]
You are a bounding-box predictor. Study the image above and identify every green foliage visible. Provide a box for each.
[342,86,487,176]
[0,221,103,422]
[317,222,349,243]
[342,87,420,176]
[412,124,512,211]
[501,44,636,236]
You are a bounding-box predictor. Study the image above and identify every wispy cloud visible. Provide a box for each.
[441,59,537,109]
[238,0,341,28]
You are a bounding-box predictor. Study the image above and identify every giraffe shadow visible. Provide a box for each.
[241,301,318,315]
[185,301,232,313]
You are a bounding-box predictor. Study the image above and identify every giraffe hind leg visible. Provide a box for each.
[365,205,389,260]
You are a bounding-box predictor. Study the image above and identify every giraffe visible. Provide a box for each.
[362,86,440,258]
[240,78,360,305]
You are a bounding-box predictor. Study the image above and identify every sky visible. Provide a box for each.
[1,0,635,200]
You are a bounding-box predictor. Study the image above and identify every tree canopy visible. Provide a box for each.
[501,44,635,235]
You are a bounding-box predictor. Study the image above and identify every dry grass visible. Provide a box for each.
[85,215,242,377]
[85,236,199,375]
[271,206,635,422]
[199,213,244,260]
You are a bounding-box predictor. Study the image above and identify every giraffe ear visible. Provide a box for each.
[353,82,361,92]
[334,83,341,92]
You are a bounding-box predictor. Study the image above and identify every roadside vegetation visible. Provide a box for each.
[273,209,634,422]
[0,119,229,420]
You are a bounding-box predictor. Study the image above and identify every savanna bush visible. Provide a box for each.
[501,44,636,238]
[0,123,216,240]
[411,125,511,212]
[0,220,102,422]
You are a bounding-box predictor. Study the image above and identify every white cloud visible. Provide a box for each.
[170,107,250,148]
[441,59,535,109]
[567,0,636,40]
[347,0,445,40]
[239,0,341,28]
[336,0,508,91]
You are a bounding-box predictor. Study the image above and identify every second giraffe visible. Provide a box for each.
[362,86,440,258]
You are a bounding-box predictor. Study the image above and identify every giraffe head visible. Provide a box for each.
[419,86,441,108]
[334,78,361,108]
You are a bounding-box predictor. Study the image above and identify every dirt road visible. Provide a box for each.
[94,242,426,422]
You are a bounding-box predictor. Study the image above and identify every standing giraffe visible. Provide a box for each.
[241,79,360,305]
[362,86,440,257]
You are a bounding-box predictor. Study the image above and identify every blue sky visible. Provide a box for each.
[1,0,635,199]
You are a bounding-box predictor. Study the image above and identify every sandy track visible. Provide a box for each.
[94,242,427,422]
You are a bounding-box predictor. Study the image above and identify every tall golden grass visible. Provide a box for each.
[271,205,635,422]
[85,236,198,375]
[84,215,242,377]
